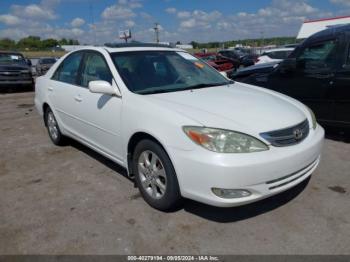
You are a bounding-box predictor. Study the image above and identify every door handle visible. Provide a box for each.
[74,95,82,102]
[48,87,53,91]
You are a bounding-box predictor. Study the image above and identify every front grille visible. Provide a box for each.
[260,119,309,147]
[0,71,31,81]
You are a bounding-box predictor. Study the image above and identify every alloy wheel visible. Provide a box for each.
[138,150,167,199]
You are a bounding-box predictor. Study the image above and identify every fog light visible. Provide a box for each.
[212,188,252,199]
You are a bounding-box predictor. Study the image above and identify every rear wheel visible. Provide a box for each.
[44,107,67,146]
[133,139,182,211]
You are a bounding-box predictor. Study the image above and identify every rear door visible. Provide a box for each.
[49,51,84,135]
[333,32,350,126]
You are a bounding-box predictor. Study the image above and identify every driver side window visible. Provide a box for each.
[297,39,337,70]
[80,52,113,88]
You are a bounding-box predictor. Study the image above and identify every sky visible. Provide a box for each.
[0,0,349,44]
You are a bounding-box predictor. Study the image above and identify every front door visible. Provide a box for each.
[74,51,123,162]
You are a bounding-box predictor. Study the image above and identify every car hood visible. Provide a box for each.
[0,64,30,71]
[146,83,306,135]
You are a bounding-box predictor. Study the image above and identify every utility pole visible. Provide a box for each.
[89,1,96,45]
[260,30,264,47]
[154,22,160,43]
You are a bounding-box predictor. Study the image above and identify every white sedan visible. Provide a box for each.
[256,48,294,65]
[35,45,324,210]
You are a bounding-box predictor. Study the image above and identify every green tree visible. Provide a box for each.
[41,38,59,49]
[190,41,199,49]
[58,38,68,46]
[17,36,41,50]
[0,38,16,49]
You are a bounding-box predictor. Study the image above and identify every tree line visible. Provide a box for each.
[189,37,298,49]
[0,35,297,51]
[0,36,80,50]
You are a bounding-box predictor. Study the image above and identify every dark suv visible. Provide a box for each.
[0,51,33,90]
[233,24,350,129]
[36,57,57,76]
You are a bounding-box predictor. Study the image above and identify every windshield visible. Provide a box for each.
[41,58,56,64]
[0,53,26,65]
[111,51,231,95]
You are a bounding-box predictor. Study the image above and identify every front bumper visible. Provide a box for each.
[167,125,325,207]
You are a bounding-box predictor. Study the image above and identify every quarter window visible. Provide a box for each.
[80,53,113,87]
[52,52,83,84]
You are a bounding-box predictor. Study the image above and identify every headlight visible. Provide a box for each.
[306,106,317,130]
[183,126,269,153]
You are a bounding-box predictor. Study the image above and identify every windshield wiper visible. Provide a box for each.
[137,89,177,95]
[137,81,234,95]
[183,81,233,91]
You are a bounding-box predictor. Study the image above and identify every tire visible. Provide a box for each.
[44,107,67,146]
[133,139,182,211]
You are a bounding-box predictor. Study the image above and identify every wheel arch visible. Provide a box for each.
[127,132,174,178]
[42,102,50,126]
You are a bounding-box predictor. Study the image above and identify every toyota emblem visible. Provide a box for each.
[293,128,303,140]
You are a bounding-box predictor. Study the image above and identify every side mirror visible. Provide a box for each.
[280,58,296,73]
[26,59,32,66]
[89,80,120,96]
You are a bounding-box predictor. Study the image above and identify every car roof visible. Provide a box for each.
[69,45,183,54]
[263,48,294,53]
[39,57,56,60]
[308,23,350,40]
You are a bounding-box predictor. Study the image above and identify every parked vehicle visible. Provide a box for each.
[232,24,350,129]
[35,44,324,210]
[36,57,57,76]
[0,51,33,90]
[283,43,300,48]
[232,61,281,81]
[256,48,294,65]
[194,52,238,77]
[218,49,258,67]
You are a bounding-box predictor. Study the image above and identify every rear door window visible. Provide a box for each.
[52,52,83,85]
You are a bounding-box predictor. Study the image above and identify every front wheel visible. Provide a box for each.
[133,139,182,211]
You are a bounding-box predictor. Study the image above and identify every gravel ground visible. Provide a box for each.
[0,91,349,255]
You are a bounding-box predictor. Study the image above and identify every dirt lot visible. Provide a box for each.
[0,91,349,255]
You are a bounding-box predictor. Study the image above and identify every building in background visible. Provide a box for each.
[61,45,84,52]
[297,15,350,39]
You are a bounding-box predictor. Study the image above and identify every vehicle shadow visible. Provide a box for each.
[183,177,311,223]
[69,140,131,181]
